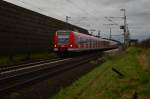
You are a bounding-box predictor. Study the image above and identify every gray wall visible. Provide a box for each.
[0,1,88,55]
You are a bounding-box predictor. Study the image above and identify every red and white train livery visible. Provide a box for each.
[54,30,118,53]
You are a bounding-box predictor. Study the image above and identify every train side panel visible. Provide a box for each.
[54,30,118,54]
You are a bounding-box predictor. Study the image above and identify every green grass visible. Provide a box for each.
[0,52,57,67]
[0,56,11,66]
[52,47,150,99]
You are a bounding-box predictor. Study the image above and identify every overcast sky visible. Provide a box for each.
[4,0,150,41]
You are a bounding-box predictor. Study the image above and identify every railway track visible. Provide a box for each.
[0,58,61,72]
[0,53,100,94]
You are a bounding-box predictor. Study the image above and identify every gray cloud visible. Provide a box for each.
[4,0,150,41]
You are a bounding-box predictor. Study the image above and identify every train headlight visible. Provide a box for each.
[70,44,73,47]
[54,44,57,48]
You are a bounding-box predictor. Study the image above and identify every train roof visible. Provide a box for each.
[56,30,121,44]
[102,38,121,44]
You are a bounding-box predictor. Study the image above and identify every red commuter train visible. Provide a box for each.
[54,30,118,55]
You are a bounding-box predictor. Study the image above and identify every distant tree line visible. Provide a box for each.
[136,38,150,48]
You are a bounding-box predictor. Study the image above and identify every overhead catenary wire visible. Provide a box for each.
[13,0,64,18]
[16,0,93,29]
[17,0,46,12]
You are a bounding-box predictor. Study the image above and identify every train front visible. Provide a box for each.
[54,30,74,56]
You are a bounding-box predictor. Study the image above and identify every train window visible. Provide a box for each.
[57,32,70,35]
[57,31,70,44]
[58,35,69,44]
[76,35,80,44]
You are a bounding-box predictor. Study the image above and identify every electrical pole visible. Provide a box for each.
[89,29,96,35]
[65,16,71,30]
[105,10,130,45]
[66,16,71,23]
[104,17,119,40]
[109,27,112,39]
[98,30,101,38]
[103,23,117,39]
[65,16,88,31]
[121,9,126,44]
[120,9,130,46]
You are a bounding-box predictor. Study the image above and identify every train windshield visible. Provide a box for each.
[57,32,70,44]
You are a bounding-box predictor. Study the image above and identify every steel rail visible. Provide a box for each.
[0,53,99,93]
[0,58,62,72]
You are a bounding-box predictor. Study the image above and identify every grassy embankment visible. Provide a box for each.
[0,52,57,67]
[52,47,150,99]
